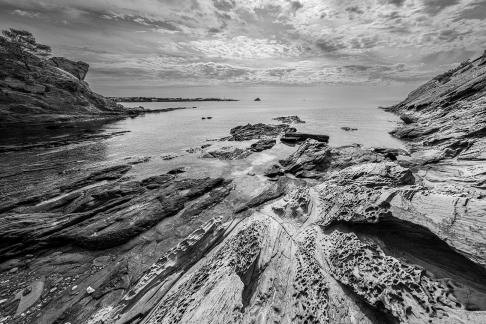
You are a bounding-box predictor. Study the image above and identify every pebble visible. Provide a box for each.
[86,286,95,294]
[71,285,77,291]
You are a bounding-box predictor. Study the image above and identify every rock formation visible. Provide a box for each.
[222,123,296,141]
[47,57,89,81]
[0,53,486,324]
[273,115,306,124]
[281,132,330,143]
[0,53,141,127]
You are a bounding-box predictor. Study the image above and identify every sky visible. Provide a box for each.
[0,0,485,96]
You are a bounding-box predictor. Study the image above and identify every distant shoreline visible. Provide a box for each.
[110,97,239,102]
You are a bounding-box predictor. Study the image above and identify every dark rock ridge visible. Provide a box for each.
[0,55,142,127]
[1,53,486,323]
[281,132,329,143]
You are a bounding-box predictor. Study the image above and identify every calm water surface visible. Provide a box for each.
[1,86,408,198]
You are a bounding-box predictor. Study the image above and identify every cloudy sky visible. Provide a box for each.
[1,0,485,95]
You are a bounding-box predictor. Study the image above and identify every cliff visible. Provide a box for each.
[385,50,486,194]
[0,54,139,127]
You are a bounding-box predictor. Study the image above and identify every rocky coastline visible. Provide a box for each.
[0,55,197,129]
[0,53,485,324]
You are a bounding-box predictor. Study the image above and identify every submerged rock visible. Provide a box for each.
[161,153,180,160]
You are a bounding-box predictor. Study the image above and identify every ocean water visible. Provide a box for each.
[0,85,410,198]
[112,86,406,155]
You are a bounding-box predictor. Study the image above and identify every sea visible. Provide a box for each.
[0,85,413,200]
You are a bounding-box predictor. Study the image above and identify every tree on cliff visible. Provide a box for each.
[0,28,51,70]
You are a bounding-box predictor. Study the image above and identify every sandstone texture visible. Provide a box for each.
[0,53,486,324]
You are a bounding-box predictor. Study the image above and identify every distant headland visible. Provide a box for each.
[109,97,239,102]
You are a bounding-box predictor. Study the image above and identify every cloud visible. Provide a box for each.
[188,36,302,59]
[382,0,407,7]
[1,0,485,89]
[289,1,303,13]
[212,0,235,12]
[421,0,461,15]
[454,0,486,20]
[11,9,39,17]
[316,38,346,52]
[345,6,364,15]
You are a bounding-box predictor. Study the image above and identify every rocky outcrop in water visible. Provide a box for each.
[222,123,295,141]
[273,115,305,124]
